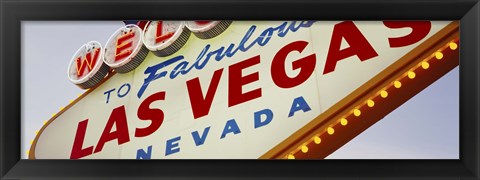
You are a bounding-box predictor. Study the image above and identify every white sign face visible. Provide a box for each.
[67,41,109,89]
[33,21,450,159]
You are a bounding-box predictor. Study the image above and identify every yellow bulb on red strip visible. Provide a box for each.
[449,42,458,50]
[301,145,308,153]
[394,81,402,88]
[367,100,375,107]
[422,61,429,69]
[314,136,321,144]
[408,71,416,79]
[380,90,388,98]
[327,127,335,135]
[435,52,443,59]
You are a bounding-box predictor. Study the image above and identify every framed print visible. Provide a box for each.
[25,20,459,160]
[1,0,479,179]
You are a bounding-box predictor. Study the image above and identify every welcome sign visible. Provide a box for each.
[29,21,458,159]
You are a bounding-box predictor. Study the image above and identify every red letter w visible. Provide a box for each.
[76,48,100,77]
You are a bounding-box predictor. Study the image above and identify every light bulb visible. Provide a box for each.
[367,100,375,107]
[394,81,402,88]
[327,127,335,135]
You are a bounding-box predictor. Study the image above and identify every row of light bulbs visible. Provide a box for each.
[28,93,86,156]
[286,39,458,159]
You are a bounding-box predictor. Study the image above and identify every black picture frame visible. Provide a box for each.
[1,0,479,179]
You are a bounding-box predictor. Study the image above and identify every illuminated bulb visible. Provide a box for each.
[408,71,416,79]
[394,81,402,88]
[367,100,375,107]
[30,140,33,145]
[70,100,74,103]
[26,150,30,155]
[327,127,335,135]
[43,121,47,125]
[435,52,443,60]
[340,118,348,126]
[78,93,83,97]
[380,90,388,98]
[301,145,309,153]
[52,113,56,117]
[421,61,430,69]
[288,154,295,159]
[314,136,321,144]
[449,42,458,50]
[35,131,39,135]
[353,109,361,116]
[60,107,64,110]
